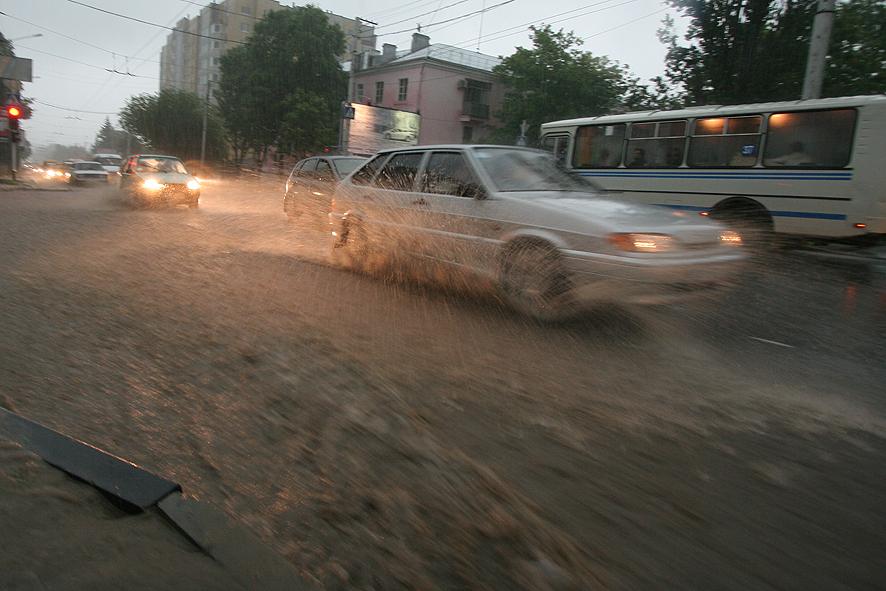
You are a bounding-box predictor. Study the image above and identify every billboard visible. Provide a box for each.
[347,104,421,155]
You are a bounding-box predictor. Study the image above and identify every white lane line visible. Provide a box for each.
[748,336,795,348]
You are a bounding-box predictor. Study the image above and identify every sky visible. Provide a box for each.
[1,0,684,154]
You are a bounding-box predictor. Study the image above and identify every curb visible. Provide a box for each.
[0,407,312,590]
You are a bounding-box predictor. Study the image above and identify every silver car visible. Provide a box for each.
[329,145,746,319]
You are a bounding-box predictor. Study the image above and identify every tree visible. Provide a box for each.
[662,0,886,105]
[92,117,143,155]
[119,90,224,161]
[492,26,629,145]
[824,0,886,96]
[216,6,347,163]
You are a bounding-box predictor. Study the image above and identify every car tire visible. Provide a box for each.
[712,204,774,250]
[499,242,573,321]
[330,217,383,274]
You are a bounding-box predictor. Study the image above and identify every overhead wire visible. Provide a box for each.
[374,0,471,30]
[0,11,161,63]
[66,0,247,45]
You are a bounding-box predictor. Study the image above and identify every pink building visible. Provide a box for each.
[350,34,505,145]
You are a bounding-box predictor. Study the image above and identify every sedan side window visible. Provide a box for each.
[315,159,333,182]
[350,154,388,186]
[374,153,423,191]
[299,159,318,178]
[421,152,485,199]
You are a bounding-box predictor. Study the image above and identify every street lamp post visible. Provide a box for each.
[9,33,44,42]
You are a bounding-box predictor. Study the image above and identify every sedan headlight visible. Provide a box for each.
[142,179,164,191]
[186,179,201,191]
[719,230,743,246]
[608,233,675,253]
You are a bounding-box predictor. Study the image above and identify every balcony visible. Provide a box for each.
[461,101,490,120]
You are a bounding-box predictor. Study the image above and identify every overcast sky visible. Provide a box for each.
[2,0,682,153]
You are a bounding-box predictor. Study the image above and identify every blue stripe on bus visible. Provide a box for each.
[653,203,847,221]
[581,171,852,181]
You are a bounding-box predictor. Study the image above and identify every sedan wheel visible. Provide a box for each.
[500,243,573,321]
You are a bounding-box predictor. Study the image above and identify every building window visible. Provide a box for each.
[355,83,364,101]
[688,115,762,168]
[462,126,473,144]
[241,23,250,33]
[398,78,408,101]
[211,23,222,34]
[211,73,219,81]
[375,81,384,104]
[212,57,221,66]
[213,40,221,49]
[763,109,856,168]
[242,6,252,15]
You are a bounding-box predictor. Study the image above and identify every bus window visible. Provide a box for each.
[626,120,687,168]
[764,109,856,168]
[541,135,569,164]
[573,124,625,168]
[688,115,762,167]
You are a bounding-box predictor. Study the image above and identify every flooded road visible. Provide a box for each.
[1,181,885,590]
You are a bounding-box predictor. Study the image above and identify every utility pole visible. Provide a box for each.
[801,0,836,100]
[200,80,211,165]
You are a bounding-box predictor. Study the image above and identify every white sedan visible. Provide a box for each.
[329,145,746,320]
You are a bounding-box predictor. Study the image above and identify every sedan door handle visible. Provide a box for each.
[412,198,428,206]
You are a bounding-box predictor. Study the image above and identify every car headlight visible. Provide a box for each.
[186,179,200,191]
[608,233,675,253]
[719,230,743,246]
[142,179,164,191]
[64,172,71,178]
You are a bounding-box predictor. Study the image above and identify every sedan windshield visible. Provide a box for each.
[74,162,105,171]
[473,148,594,193]
[95,157,122,166]
[136,158,188,174]
[332,158,366,176]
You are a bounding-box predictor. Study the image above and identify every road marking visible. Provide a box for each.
[749,336,795,348]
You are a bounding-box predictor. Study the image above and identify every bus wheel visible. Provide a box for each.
[712,202,774,249]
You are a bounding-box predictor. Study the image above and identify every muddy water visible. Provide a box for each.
[1,182,884,590]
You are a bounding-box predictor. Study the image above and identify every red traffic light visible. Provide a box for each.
[6,105,22,119]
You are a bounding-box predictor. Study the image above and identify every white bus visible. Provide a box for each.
[540,95,886,243]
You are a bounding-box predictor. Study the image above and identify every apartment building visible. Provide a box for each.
[350,34,505,145]
[159,1,375,102]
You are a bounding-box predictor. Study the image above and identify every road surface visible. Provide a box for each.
[1,181,884,590]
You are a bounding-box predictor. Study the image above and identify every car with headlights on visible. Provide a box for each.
[68,161,110,185]
[119,155,201,208]
[283,155,367,221]
[329,145,746,320]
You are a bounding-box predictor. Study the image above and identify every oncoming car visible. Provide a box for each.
[68,161,110,184]
[329,145,747,320]
[119,155,201,208]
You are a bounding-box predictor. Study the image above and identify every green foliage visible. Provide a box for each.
[119,90,224,161]
[92,117,143,156]
[0,32,14,57]
[216,6,346,161]
[663,0,886,105]
[825,0,886,96]
[492,26,627,144]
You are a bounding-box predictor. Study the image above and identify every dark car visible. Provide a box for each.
[283,155,367,221]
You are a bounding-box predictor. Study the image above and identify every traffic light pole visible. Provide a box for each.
[10,138,16,181]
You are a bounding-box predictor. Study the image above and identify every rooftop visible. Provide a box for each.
[389,43,502,72]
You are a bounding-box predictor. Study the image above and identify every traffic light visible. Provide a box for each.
[5,102,22,132]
